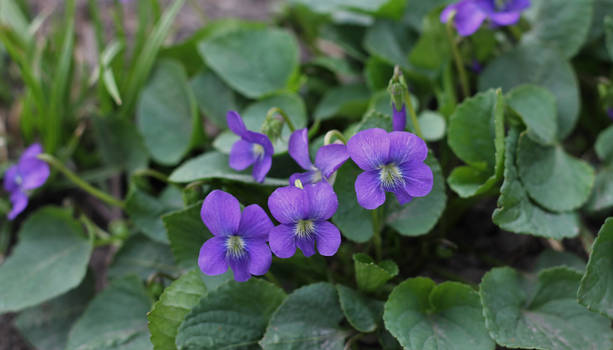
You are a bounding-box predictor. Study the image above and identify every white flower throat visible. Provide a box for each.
[225,235,246,258]
[379,163,403,188]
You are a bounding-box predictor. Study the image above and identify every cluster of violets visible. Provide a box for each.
[198,109,433,281]
[441,0,531,36]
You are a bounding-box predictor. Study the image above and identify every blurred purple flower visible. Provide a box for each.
[227,111,274,183]
[607,107,613,120]
[198,190,274,282]
[347,128,433,210]
[470,59,484,73]
[392,104,406,132]
[268,182,341,258]
[288,128,349,186]
[3,143,49,220]
[441,0,531,36]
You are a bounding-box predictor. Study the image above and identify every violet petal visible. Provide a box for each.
[228,257,251,282]
[238,204,273,239]
[7,191,28,220]
[454,1,488,36]
[18,158,50,190]
[296,235,316,257]
[226,110,250,139]
[399,161,434,197]
[229,139,257,171]
[252,154,272,183]
[304,182,338,221]
[3,165,19,193]
[314,221,341,256]
[288,128,313,170]
[269,224,296,258]
[392,103,407,132]
[268,186,309,224]
[198,236,229,275]
[200,190,241,236]
[314,144,349,179]
[355,170,386,210]
[20,143,43,161]
[347,128,390,171]
[246,239,272,275]
[388,131,428,164]
[289,170,321,186]
[392,186,413,205]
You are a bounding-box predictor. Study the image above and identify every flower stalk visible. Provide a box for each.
[445,14,470,99]
[38,153,125,208]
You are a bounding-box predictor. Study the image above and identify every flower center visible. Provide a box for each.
[225,235,246,258]
[252,144,265,159]
[379,163,403,188]
[14,174,23,186]
[295,219,315,238]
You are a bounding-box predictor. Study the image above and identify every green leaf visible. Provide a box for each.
[177,279,286,350]
[506,84,557,145]
[93,115,149,173]
[417,111,445,142]
[402,0,454,32]
[365,57,394,91]
[480,267,612,350]
[169,151,288,186]
[162,202,211,269]
[125,186,183,243]
[336,284,383,333]
[408,7,451,72]
[198,27,299,98]
[108,234,179,280]
[0,207,92,313]
[66,276,153,350]
[447,89,504,197]
[517,133,595,212]
[578,218,613,318]
[289,0,406,19]
[190,69,237,128]
[333,162,374,242]
[384,278,494,350]
[522,0,593,58]
[533,250,585,273]
[314,83,371,121]
[212,93,307,155]
[386,153,447,236]
[363,20,414,70]
[493,128,580,238]
[589,0,613,40]
[14,272,94,350]
[353,253,398,293]
[479,43,580,139]
[260,282,346,350]
[585,165,613,212]
[595,124,613,162]
[137,59,198,165]
[148,270,207,350]
[606,15,613,60]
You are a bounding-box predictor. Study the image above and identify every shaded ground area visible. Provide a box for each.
[0,2,278,350]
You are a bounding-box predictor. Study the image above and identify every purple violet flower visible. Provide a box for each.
[198,190,274,282]
[347,128,433,210]
[3,143,50,220]
[268,181,341,258]
[440,0,531,36]
[392,103,406,132]
[227,111,274,183]
[288,128,349,185]
[607,107,613,120]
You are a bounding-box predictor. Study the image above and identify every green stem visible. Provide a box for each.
[403,90,423,139]
[324,130,347,145]
[132,168,169,182]
[38,153,125,208]
[265,271,283,288]
[445,18,470,99]
[266,107,296,132]
[371,207,383,261]
[308,119,321,139]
